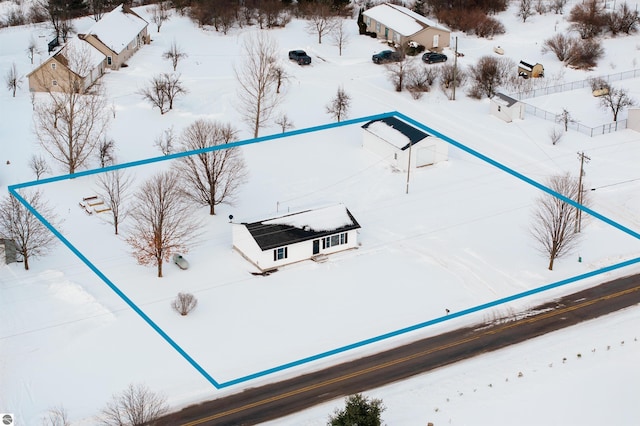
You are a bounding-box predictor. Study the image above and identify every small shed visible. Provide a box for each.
[627,108,640,132]
[518,60,544,78]
[0,239,18,266]
[490,93,525,123]
[232,204,361,272]
[362,116,448,171]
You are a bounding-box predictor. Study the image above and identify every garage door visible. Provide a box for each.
[416,145,436,167]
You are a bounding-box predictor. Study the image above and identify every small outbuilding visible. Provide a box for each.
[362,116,448,171]
[232,204,361,272]
[518,60,544,78]
[490,93,525,123]
[627,108,640,132]
[0,239,17,266]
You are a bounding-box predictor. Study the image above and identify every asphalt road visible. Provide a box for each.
[158,274,640,426]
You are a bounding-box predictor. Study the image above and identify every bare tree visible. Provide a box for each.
[550,0,568,14]
[467,56,514,98]
[26,35,38,64]
[234,32,281,138]
[139,74,169,114]
[96,169,133,235]
[41,405,70,426]
[549,126,564,145]
[568,0,606,39]
[517,0,534,22]
[154,126,175,155]
[326,86,351,122]
[269,62,289,94]
[33,43,110,174]
[531,173,586,270]
[97,137,116,168]
[385,57,412,92]
[557,108,575,131]
[542,33,574,62]
[150,1,170,32]
[599,86,636,121]
[439,63,467,100]
[174,119,248,215]
[305,3,337,44]
[406,66,439,99]
[127,171,202,277]
[163,40,187,71]
[139,73,186,114]
[0,191,60,271]
[163,73,187,110]
[5,62,22,97]
[330,19,351,56]
[98,383,168,426]
[275,113,294,133]
[172,292,198,316]
[29,154,51,180]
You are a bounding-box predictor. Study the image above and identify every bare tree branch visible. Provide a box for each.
[0,190,60,270]
[234,32,281,138]
[5,62,23,97]
[96,169,134,235]
[163,40,187,71]
[325,86,351,122]
[174,119,248,215]
[98,383,168,426]
[126,171,202,277]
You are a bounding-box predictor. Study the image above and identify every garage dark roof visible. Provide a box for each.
[243,205,360,251]
[362,116,430,151]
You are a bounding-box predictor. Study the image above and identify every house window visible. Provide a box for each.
[322,232,348,249]
[273,247,288,261]
[375,22,381,32]
[107,56,112,66]
[394,32,401,43]
[51,63,56,70]
[365,17,370,26]
[52,80,58,86]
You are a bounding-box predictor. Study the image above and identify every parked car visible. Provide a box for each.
[372,50,403,64]
[289,50,311,65]
[422,52,448,64]
[173,254,190,270]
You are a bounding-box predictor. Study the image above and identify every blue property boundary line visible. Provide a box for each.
[8,111,640,390]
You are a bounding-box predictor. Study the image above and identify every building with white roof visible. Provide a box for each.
[362,116,448,171]
[363,3,450,51]
[82,4,149,70]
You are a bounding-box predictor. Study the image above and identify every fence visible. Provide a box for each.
[510,69,639,136]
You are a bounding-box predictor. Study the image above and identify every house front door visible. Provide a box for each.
[313,240,320,255]
[385,27,389,40]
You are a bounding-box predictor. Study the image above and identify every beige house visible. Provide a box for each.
[27,36,106,93]
[363,3,450,51]
[82,4,149,70]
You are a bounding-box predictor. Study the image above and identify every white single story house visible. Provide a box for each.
[232,204,361,271]
[0,239,17,266]
[362,116,448,171]
[491,93,525,123]
[363,3,450,51]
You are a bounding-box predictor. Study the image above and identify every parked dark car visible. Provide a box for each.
[372,50,403,64]
[289,50,311,65]
[422,52,448,64]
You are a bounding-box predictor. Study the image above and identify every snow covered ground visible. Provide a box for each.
[1,1,640,424]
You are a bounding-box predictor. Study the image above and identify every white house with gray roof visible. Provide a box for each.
[490,93,524,123]
[363,3,450,51]
[232,204,361,272]
[362,117,448,171]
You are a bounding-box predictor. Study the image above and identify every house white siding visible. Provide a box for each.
[490,94,524,123]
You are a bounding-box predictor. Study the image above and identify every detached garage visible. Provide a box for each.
[232,204,361,272]
[362,117,448,171]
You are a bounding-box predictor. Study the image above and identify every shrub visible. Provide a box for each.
[475,16,506,38]
[568,0,606,39]
[172,292,198,316]
[565,38,604,69]
[542,33,574,62]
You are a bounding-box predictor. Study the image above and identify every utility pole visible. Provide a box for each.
[452,36,458,101]
[406,141,413,194]
[575,151,590,233]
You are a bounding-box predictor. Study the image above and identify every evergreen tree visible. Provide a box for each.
[328,393,385,426]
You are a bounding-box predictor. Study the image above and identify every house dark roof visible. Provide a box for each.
[243,205,361,251]
[362,116,430,151]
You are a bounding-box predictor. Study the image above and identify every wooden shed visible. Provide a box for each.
[518,60,544,78]
[490,93,525,123]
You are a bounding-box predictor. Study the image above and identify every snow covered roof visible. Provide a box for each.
[363,3,450,36]
[244,204,361,250]
[362,116,430,151]
[86,4,147,54]
[494,92,519,107]
[55,37,106,76]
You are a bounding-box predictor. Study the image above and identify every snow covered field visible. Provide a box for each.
[1,1,640,424]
